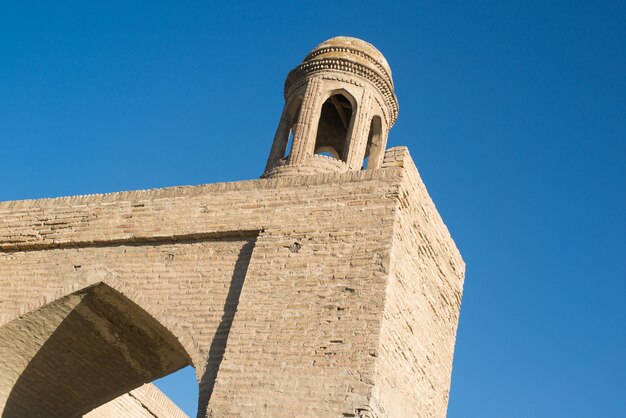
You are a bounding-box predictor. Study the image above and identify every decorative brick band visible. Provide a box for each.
[285,57,399,126]
[303,45,393,87]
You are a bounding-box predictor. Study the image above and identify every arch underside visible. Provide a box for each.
[0,283,190,417]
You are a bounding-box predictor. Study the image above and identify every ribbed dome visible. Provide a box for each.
[303,36,393,88]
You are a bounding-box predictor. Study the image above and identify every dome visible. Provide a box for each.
[285,36,399,126]
[303,36,394,88]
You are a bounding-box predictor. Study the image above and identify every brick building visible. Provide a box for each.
[0,37,465,417]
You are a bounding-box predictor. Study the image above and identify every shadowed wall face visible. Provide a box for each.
[0,284,190,417]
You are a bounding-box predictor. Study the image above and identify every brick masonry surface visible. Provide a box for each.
[0,147,464,417]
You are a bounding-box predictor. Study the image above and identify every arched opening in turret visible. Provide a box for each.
[282,96,303,159]
[314,93,355,161]
[266,95,303,170]
[0,283,194,417]
[363,115,384,170]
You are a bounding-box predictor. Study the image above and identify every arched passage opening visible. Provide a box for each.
[314,93,355,161]
[279,95,303,160]
[0,283,194,417]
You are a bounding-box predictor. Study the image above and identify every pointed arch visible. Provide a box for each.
[313,89,357,161]
[0,279,200,417]
[0,269,200,364]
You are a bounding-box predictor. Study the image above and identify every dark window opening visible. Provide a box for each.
[314,94,354,161]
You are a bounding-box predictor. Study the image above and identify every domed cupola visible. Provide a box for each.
[263,37,399,178]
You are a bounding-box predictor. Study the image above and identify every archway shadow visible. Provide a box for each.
[198,239,256,417]
[1,283,192,417]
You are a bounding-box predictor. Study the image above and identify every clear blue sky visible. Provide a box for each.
[1,1,625,417]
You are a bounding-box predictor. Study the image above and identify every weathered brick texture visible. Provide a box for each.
[0,148,464,417]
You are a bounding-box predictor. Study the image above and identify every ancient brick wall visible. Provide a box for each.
[371,148,465,417]
[0,148,464,417]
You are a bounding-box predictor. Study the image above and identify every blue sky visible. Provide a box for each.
[1,1,625,416]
